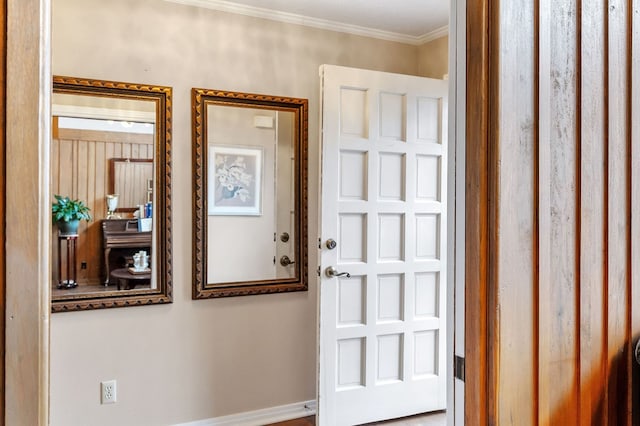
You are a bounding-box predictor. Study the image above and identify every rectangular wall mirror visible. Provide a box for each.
[108,158,154,212]
[192,89,308,298]
[51,76,172,312]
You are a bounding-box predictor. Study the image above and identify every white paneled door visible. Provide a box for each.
[318,65,448,426]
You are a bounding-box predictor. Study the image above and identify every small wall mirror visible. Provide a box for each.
[51,76,172,312]
[192,89,308,298]
[108,158,154,212]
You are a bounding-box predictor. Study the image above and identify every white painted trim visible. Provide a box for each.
[173,400,316,426]
[449,0,466,424]
[164,0,448,45]
[446,0,456,424]
[419,25,450,44]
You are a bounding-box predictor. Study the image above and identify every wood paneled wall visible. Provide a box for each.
[51,126,152,285]
[466,0,639,424]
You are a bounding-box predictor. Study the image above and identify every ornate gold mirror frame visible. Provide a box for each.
[192,89,308,298]
[51,76,172,312]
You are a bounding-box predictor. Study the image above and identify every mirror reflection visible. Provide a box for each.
[51,76,172,312]
[109,158,154,212]
[207,105,296,284]
[192,89,308,298]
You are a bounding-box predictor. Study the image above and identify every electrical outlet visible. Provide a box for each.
[101,380,117,404]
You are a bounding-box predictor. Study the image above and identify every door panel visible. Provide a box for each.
[318,65,448,426]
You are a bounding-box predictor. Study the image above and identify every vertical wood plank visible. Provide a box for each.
[72,139,78,197]
[105,142,115,169]
[131,142,139,159]
[606,0,631,424]
[76,140,89,275]
[540,0,580,423]
[51,138,60,281]
[93,140,106,281]
[57,140,72,195]
[495,0,537,424]
[579,1,607,424]
[79,141,96,282]
[51,137,59,191]
[122,142,131,158]
[465,0,490,423]
[631,1,640,424]
[537,0,551,422]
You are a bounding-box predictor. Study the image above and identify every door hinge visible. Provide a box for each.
[317,266,321,277]
[454,355,465,382]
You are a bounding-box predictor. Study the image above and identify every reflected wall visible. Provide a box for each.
[207,107,296,284]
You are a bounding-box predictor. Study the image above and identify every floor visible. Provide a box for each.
[268,411,446,426]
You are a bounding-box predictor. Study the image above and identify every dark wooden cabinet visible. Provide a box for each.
[101,219,151,285]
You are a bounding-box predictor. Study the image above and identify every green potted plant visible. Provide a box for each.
[52,194,92,235]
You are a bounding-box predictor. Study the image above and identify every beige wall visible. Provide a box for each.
[50,0,423,425]
[418,36,449,79]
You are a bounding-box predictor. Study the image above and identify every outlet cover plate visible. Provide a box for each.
[101,380,117,404]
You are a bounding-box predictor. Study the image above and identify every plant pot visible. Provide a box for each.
[57,219,79,236]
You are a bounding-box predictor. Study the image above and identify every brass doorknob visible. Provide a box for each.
[280,255,295,267]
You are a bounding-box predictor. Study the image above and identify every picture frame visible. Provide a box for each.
[208,145,263,216]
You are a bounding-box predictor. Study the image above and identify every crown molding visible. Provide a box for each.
[164,0,448,46]
[418,25,450,44]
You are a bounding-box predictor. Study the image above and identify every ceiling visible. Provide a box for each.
[164,0,450,45]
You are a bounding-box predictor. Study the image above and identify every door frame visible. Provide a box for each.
[0,0,5,421]
[447,0,466,424]
[4,0,51,424]
[314,0,467,422]
[449,0,502,423]
[463,0,498,423]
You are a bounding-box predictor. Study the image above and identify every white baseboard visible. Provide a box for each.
[173,400,317,426]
